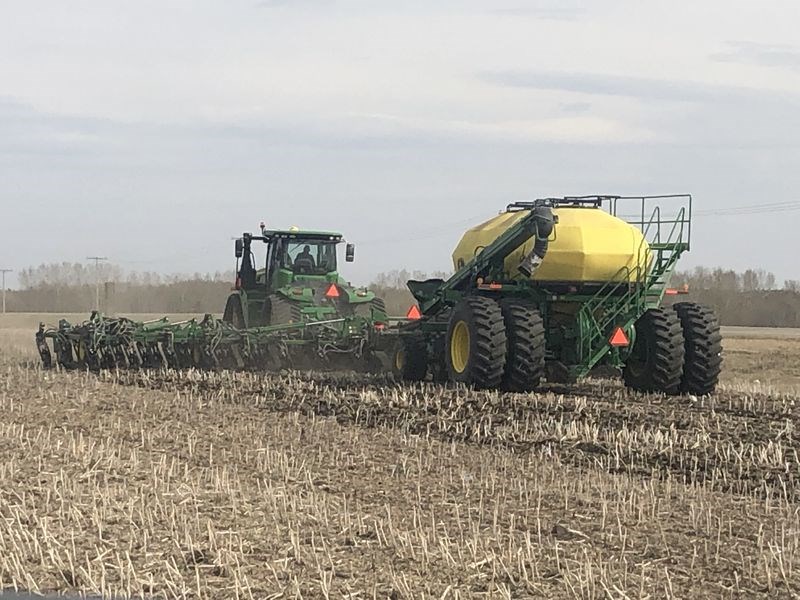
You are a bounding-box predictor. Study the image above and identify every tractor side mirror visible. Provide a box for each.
[235,239,244,258]
[345,243,356,262]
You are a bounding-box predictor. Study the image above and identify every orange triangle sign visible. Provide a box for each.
[406,305,422,320]
[609,327,629,347]
[325,284,340,298]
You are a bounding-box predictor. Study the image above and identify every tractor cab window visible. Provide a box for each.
[281,240,338,275]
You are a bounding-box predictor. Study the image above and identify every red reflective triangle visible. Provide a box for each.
[406,305,422,320]
[325,284,340,298]
[609,327,629,347]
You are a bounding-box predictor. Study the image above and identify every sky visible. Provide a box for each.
[1,0,800,287]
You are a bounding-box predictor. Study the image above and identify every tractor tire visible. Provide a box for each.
[445,296,507,389]
[270,295,303,325]
[223,294,246,328]
[392,335,429,382]
[354,297,387,322]
[673,302,723,395]
[623,308,685,394]
[500,299,546,392]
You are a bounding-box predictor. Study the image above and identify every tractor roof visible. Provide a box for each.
[263,229,343,241]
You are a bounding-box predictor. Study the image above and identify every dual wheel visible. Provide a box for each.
[623,302,722,395]
[394,298,722,396]
[393,296,546,391]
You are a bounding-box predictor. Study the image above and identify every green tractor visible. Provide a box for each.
[34,224,392,374]
[222,223,388,330]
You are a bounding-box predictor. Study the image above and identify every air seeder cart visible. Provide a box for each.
[392,195,722,395]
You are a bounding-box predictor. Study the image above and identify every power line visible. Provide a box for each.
[360,199,800,247]
[0,269,11,314]
[359,211,495,246]
[694,200,800,216]
[61,199,800,269]
[86,256,107,312]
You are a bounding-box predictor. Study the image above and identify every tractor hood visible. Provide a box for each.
[276,279,376,306]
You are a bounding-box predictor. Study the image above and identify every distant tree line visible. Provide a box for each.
[9,262,234,314]
[672,267,800,327]
[5,262,800,327]
[374,267,800,327]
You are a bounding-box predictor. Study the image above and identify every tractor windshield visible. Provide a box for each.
[281,240,338,275]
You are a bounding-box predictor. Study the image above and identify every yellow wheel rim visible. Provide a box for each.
[395,347,406,371]
[450,321,470,374]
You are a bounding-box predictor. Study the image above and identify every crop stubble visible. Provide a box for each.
[0,325,800,597]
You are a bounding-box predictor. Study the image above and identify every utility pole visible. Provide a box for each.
[0,269,11,314]
[86,257,107,311]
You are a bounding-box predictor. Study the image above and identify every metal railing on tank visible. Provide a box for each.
[607,194,692,251]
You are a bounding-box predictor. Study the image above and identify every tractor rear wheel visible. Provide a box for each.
[673,302,723,395]
[623,308,685,394]
[500,299,546,392]
[223,294,246,328]
[270,295,303,325]
[354,297,387,322]
[392,335,429,381]
[445,296,507,389]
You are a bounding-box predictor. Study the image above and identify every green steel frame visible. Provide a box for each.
[36,311,381,371]
[400,194,693,381]
[565,194,691,377]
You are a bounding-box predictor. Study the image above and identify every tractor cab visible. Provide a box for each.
[273,236,341,279]
[224,226,379,329]
[235,228,353,291]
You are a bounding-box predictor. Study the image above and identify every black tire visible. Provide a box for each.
[223,294,246,328]
[623,308,685,394]
[270,295,303,325]
[500,299,546,392]
[354,297,387,322]
[392,335,429,381]
[445,296,507,389]
[673,302,723,395]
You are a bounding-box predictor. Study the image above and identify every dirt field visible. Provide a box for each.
[1,315,800,598]
[723,325,800,339]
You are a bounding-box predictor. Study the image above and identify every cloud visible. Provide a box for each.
[713,41,800,72]
[559,101,592,115]
[479,69,800,150]
[481,69,784,104]
[347,111,652,144]
[0,98,111,158]
[490,3,586,21]
[255,0,330,8]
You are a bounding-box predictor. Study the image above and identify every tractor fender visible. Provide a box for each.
[274,286,315,303]
[339,287,375,305]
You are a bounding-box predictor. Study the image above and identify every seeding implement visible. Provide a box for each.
[35,195,722,395]
[36,312,383,371]
[392,195,723,395]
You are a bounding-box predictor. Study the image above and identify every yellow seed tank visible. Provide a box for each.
[452,207,651,283]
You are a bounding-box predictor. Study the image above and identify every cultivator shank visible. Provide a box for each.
[36,312,381,371]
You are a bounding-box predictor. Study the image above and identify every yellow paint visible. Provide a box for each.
[395,346,406,371]
[452,207,651,283]
[450,320,471,373]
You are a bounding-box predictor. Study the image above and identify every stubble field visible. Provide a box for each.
[1,314,800,598]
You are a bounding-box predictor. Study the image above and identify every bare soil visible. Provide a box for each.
[1,318,800,598]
